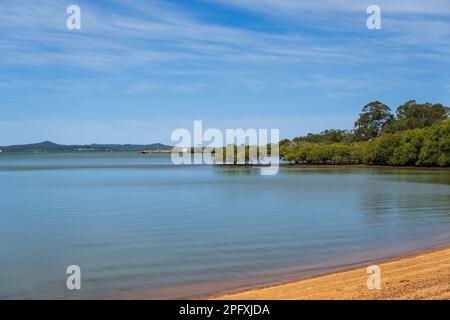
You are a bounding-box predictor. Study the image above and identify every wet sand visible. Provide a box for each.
[212,246,450,300]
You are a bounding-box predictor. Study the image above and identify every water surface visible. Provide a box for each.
[0,152,449,299]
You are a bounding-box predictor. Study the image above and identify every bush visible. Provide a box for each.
[418,119,450,166]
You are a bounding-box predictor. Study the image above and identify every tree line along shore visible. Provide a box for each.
[280,100,449,167]
[203,100,448,167]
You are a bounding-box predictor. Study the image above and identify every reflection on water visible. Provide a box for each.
[0,152,449,299]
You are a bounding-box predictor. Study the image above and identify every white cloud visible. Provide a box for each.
[208,0,450,16]
[0,0,447,72]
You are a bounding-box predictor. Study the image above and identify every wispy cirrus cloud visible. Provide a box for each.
[208,0,450,16]
[1,0,447,71]
[0,0,448,143]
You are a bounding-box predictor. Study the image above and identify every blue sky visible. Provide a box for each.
[0,0,449,145]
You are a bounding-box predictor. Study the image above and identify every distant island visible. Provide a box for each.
[0,141,173,153]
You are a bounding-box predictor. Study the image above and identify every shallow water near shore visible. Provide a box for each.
[0,152,449,299]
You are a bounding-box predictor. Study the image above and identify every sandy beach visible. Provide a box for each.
[213,246,450,300]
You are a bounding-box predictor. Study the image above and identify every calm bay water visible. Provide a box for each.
[0,152,449,299]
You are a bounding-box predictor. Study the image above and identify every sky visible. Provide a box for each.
[0,0,449,145]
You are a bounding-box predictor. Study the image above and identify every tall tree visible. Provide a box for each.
[395,100,448,130]
[354,101,394,141]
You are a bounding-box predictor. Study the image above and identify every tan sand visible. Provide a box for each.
[213,246,450,300]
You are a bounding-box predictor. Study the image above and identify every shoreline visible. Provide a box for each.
[207,245,450,300]
[85,234,450,300]
[216,163,450,170]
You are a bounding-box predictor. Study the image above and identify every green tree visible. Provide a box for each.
[354,101,394,141]
[394,100,448,130]
[389,129,424,166]
[417,119,450,167]
[365,134,401,164]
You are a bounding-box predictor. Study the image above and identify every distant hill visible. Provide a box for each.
[0,141,173,152]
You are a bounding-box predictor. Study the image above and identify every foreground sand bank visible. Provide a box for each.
[212,246,450,300]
